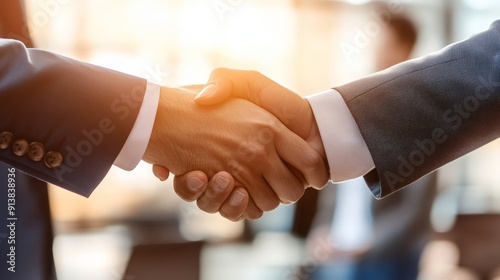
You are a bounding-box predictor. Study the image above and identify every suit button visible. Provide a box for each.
[12,139,29,156]
[0,132,13,149]
[44,151,63,168]
[28,142,46,162]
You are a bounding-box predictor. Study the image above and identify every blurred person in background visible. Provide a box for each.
[0,1,57,280]
[305,175,436,280]
[303,15,438,280]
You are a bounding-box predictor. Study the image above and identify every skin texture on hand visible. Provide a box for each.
[143,85,327,219]
[195,68,327,174]
[166,69,330,221]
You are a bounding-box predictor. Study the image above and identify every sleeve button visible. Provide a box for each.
[12,139,29,156]
[0,132,13,149]
[28,142,46,162]
[44,151,63,168]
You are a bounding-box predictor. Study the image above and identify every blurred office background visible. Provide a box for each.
[22,0,500,279]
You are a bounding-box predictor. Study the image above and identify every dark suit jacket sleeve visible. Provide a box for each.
[335,20,500,199]
[0,39,147,197]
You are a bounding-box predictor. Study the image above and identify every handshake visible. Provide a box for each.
[142,68,331,221]
[129,20,499,222]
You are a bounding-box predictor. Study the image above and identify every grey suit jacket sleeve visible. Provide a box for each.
[0,39,147,196]
[335,20,500,198]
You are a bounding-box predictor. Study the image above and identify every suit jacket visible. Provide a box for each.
[337,20,500,199]
[313,173,437,259]
[0,39,147,196]
[0,162,56,280]
[0,2,56,279]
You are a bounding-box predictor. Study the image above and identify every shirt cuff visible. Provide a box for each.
[114,82,161,170]
[306,89,375,182]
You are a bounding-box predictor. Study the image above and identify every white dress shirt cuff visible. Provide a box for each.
[114,82,160,170]
[306,89,375,182]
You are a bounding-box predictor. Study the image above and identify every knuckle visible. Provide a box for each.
[253,144,268,161]
[257,126,275,144]
[303,151,325,172]
[226,160,245,178]
[240,141,269,163]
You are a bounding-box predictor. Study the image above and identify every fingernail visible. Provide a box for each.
[155,173,168,181]
[195,83,216,100]
[229,190,246,206]
[214,176,230,192]
[188,177,204,192]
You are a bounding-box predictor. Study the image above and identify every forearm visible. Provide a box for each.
[0,39,146,196]
[337,20,500,198]
[308,21,500,198]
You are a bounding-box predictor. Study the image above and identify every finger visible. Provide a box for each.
[197,172,235,214]
[196,68,328,187]
[173,171,208,202]
[194,68,234,105]
[242,197,264,220]
[275,124,330,189]
[219,187,249,222]
[261,149,305,204]
[152,164,170,181]
[230,164,280,212]
[195,68,263,106]
[195,68,313,139]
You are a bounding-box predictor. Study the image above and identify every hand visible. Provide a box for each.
[155,166,254,221]
[196,69,327,166]
[143,85,327,219]
[165,69,330,220]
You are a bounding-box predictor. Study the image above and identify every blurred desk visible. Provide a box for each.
[202,232,305,280]
[53,226,306,280]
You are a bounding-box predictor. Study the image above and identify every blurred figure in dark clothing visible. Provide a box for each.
[306,14,437,280]
[0,1,56,279]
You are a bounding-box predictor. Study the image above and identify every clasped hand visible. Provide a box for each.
[142,69,329,221]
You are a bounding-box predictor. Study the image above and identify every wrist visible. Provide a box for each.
[142,85,204,169]
[307,89,375,182]
[142,86,183,165]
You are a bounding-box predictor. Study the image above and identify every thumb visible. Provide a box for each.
[196,68,314,139]
[194,72,234,105]
[194,68,256,105]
